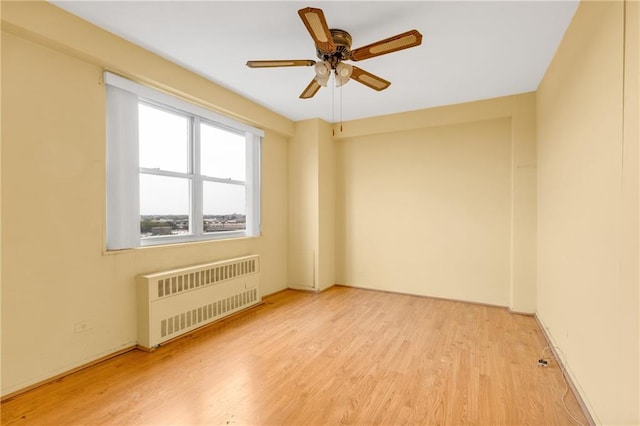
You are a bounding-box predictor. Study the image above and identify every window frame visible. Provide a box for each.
[105,72,262,250]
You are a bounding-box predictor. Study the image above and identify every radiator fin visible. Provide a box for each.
[155,258,257,298]
[160,288,258,338]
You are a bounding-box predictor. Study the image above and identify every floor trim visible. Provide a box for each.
[335,283,510,310]
[534,314,597,426]
[1,345,137,402]
[507,307,535,316]
[288,283,336,294]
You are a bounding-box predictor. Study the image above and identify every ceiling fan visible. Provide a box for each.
[246,7,423,99]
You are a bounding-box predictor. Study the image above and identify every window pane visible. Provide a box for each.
[203,181,245,233]
[200,123,245,181]
[140,174,190,238]
[139,103,189,173]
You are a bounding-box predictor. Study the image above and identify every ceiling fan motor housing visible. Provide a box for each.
[316,29,353,68]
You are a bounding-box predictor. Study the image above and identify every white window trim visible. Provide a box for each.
[105,72,262,250]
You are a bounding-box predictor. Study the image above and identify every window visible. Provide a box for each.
[105,72,262,249]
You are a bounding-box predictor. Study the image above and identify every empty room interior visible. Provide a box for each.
[1,1,639,425]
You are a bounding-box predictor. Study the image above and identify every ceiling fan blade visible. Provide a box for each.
[350,30,423,61]
[246,60,316,68]
[350,66,391,91]
[298,7,336,53]
[299,79,322,99]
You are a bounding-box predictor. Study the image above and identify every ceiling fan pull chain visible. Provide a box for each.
[340,84,343,133]
[332,76,335,136]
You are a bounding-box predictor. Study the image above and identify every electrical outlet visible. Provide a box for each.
[74,320,93,333]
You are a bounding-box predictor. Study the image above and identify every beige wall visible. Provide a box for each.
[510,94,537,313]
[287,119,335,291]
[336,118,511,305]
[335,95,537,309]
[317,121,335,291]
[288,120,320,290]
[537,1,639,424]
[1,3,290,396]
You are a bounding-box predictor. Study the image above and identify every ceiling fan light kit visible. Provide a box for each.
[335,62,353,87]
[314,61,331,87]
[246,6,422,99]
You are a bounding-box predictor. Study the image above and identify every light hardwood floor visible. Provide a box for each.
[2,286,588,425]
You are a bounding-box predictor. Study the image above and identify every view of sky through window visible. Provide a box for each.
[139,174,190,216]
[139,103,189,173]
[138,104,247,218]
[200,122,245,181]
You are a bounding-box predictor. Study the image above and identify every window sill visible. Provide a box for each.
[102,233,262,256]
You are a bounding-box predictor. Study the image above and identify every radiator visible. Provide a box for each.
[137,255,260,349]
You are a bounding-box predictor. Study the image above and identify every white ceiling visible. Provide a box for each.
[52,1,578,123]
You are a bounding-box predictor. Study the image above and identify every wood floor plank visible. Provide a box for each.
[1,286,588,425]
